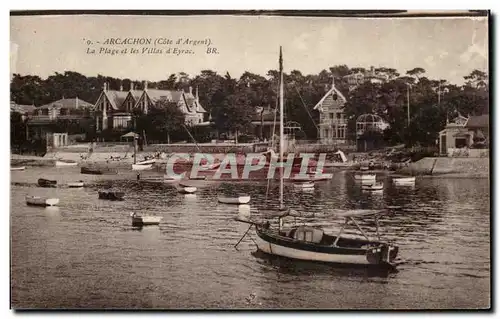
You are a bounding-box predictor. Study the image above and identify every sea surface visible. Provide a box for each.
[10,167,490,309]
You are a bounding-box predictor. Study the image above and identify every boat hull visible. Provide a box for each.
[218,196,251,205]
[11,166,26,171]
[354,174,376,181]
[98,191,125,201]
[68,182,84,188]
[255,228,398,266]
[132,216,162,226]
[56,160,78,167]
[393,177,416,185]
[38,178,57,188]
[132,164,153,171]
[26,196,59,207]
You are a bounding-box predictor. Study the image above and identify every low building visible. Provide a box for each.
[26,97,94,141]
[10,101,36,121]
[438,114,489,157]
[313,79,348,145]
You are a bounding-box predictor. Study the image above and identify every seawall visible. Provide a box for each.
[398,157,490,178]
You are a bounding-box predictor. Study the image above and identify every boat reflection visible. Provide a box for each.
[251,250,397,278]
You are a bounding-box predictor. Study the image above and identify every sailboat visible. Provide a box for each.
[235,47,399,268]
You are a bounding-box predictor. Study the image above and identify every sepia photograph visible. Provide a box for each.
[9,10,490,310]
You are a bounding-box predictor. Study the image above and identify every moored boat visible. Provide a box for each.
[136,159,156,165]
[393,176,416,185]
[38,178,57,188]
[26,196,59,207]
[81,166,118,175]
[11,166,26,171]
[68,181,85,188]
[55,160,78,167]
[130,212,162,226]
[354,173,376,181]
[98,190,125,201]
[218,195,251,205]
[178,186,197,194]
[131,163,153,171]
[241,209,398,267]
[293,181,315,189]
[361,182,384,191]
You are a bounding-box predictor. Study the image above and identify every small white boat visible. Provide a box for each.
[26,196,59,207]
[136,159,156,165]
[393,176,416,185]
[68,181,84,188]
[132,163,153,171]
[218,196,251,205]
[130,212,162,226]
[11,166,26,171]
[55,160,78,167]
[362,182,384,191]
[360,166,370,171]
[164,174,182,182]
[354,173,376,181]
[293,182,315,189]
[179,186,197,194]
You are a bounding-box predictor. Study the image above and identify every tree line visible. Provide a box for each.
[11,67,488,147]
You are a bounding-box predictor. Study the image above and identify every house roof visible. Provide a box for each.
[39,98,94,110]
[466,114,489,129]
[129,90,143,100]
[11,102,36,114]
[145,89,184,104]
[313,85,347,111]
[104,91,129,110]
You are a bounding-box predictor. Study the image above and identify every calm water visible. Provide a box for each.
[10,167,490,309]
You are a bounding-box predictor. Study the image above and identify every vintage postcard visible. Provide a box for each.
[10,10,490,310]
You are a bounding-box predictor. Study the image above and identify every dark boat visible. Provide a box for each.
[98,190,125,201]
[38,178,57,188]
[81,166,118,175]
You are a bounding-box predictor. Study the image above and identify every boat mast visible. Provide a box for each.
[279,46,284,208]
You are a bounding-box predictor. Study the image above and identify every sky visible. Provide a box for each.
[10,14,488,85]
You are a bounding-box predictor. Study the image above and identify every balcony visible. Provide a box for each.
[320,118,347,125]
[28,114,90,124]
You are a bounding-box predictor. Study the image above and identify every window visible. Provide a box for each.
[336,113,341,120]
[42,109,49,115]
[329,113,334,119]
[324,129,329,138]
[455,138,467,148]
[113,116,132,129]
[59,108,68,116]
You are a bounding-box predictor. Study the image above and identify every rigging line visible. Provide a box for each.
[293,85,319,133]
[265,80,280,202]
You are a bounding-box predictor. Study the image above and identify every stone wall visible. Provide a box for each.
[398,157,489,177]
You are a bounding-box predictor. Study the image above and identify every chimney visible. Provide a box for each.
[131,82,135,91]
[189,86,193,95]
[103,82,107,92]
[144,81,148,91]
[76,96,78,108]
[196,86,199,100]
[120,81,123,91]
[332,76,336,89]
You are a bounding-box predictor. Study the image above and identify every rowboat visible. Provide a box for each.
[130,212,162,226]
[354,173,376,181]
[293,182,315,189]
[393,176,416,185]
[81,167,118,175]
[26,196,59,207]
[68,181,84,188]
[131,163,153,171]
[361,182,384,191]
[218,196,251,205]
[237,209,398,267]
[55,160,78,167]
[164,175,182,182]
[38,178,57,188]
[360,166,370,171]
[189,176,207,181]
[136,159,156,165]
[178,186,197,194]
[11,166,26,171]
[98,190,125,201]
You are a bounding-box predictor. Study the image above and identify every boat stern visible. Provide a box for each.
[366,243,399,266]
